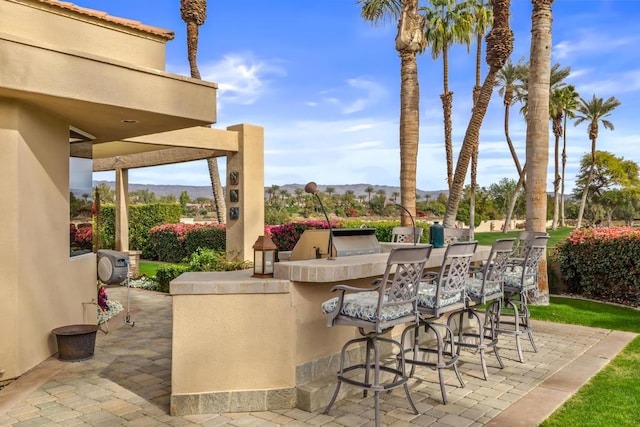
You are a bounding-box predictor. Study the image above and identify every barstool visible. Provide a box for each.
[400,241,477,404]
[321,245,431,427]
[447,238,515,380]
[497,235,549,362]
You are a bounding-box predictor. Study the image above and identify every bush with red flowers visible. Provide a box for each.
[553,226,640,307]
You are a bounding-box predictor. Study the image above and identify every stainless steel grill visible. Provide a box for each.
[289,228,381,261]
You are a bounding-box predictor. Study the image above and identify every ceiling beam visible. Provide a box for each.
[93,147,219,171]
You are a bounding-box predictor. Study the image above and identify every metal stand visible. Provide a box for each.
[123,260,135,327]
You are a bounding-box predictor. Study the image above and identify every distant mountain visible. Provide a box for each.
[93,181,448,200]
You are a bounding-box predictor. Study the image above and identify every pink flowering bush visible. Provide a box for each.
[554,226,640,306]
[266,220,342,251]
[74,225,93,250]
[147,223,226,262]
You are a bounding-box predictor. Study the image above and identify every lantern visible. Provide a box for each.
[252,235,277,278]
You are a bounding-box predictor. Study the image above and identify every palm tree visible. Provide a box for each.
[525,0,554,304]
[495,58,526,178]
[468,0,492,238]
[325,187,336,199]
[423,0,473,191]
[294,188,304,206]
[503,62,569,231]
[574,94,621,228]
[549,88,563,230]
[495,58,526,231]
[364,184,375,205]
[180,0,226,223]
[360,0,426,227]
[267,185,280,204]
[442,0,513,227]
[558,85,580,226]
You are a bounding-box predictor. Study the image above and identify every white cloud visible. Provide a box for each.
[316,77,387,114]
[554,31,635,60]
[198,53,287,105]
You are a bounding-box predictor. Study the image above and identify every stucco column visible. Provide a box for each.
[115,167,129,252]
[225,124,265,262]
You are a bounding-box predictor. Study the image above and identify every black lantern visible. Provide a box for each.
[252,235,277,278]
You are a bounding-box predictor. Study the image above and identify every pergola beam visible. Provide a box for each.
[93,147,220,171]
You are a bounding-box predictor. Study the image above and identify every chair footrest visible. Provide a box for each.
[401,347,459,369]
[337,363,409,391]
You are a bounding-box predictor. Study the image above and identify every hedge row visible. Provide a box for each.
[98,203,182,257]
[554,227,640,306]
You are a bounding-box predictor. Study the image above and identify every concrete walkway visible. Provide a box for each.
[0,286,635,426]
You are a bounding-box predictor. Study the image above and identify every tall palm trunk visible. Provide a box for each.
[181,0,226,223]
[470,32,483,239]
[525,0,554,305]
[443,0,513,227]
[442,43,454,192]
[551,114,562,229]
[501,84,526,231]
[395,0,423,227]
[577,135,597,227]
[503,163,525,232]
[560,113,568,226]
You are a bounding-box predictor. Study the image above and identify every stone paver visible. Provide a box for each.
[0,287,635,426]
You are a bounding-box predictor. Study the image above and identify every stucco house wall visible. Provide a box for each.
[0,0,255,383]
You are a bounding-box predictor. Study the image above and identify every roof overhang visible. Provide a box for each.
[0,32,217,143]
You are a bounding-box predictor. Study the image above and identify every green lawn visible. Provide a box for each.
[531,297,640,426]
[473,226,572,249]
[138,261,165,278]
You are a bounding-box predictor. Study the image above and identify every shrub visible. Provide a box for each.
[184,225,226,255]
[74,225,93,250]
[155,264,190,293]
[147,223,226,262]
[186,248,251,272]
[554,227,640,306]
[267,220,343,251]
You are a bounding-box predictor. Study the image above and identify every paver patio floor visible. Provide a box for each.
[0,286,635,426]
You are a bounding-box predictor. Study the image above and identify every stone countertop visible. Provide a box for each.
[274,245,491,283]
[170,245,492,293]
[170,269,290,295]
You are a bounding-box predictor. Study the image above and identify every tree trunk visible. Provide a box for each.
[443,0,513,228]
[186,21,201,79]
[207,158,226,223]
[576,159,595,228]
[469,149,477,239]
[526,0,554,305]
[560,114,567,226]
[503,164,525,232]
[551,117,562,230]
[442,68,501,228]
[442,44,454,192]
[393,0,422,228]
[504,92,523,178]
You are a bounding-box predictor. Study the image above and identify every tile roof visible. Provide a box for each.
[32,0,175,40]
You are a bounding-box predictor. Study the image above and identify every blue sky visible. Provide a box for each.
[85,0,640,193]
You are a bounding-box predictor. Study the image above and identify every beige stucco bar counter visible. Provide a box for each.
[169,246,490,415]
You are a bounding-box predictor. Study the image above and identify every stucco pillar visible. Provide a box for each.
[115,167,129,252]
[225,124,265,262]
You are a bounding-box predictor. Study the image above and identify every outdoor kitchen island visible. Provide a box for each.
[169,245,490,416]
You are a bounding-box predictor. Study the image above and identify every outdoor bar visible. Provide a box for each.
[169,245,490,416]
